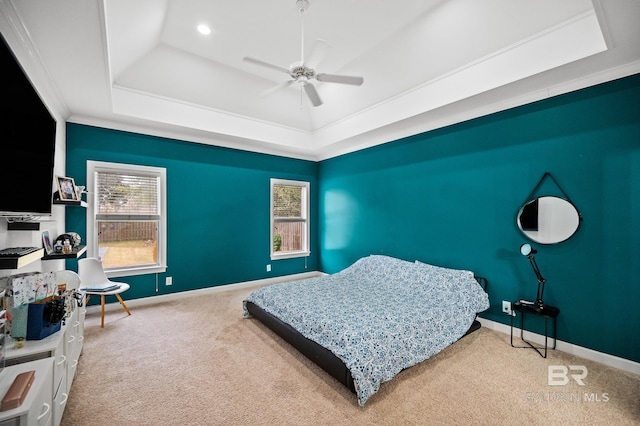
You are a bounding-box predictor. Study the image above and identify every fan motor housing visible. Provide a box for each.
[290,66,315,80]
[297,0,310,12]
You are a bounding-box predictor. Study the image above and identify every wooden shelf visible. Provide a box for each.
[0,248,44,269]
[6,222,40,231]
[52,199,87,208]
[42,245,86,260]
[52,191,87,207]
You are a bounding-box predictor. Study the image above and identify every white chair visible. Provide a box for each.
[78,257,131,328]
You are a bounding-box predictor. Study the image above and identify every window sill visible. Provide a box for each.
[271,251,310,261]
[105,264,167,278]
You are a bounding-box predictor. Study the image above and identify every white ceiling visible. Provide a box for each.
[1,0,639,160]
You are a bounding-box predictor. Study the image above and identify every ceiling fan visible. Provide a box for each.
[243,0,364,107]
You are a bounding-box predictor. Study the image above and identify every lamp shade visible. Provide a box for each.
[520,243,537,256]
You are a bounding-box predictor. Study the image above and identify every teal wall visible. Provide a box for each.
[65,125,319,300]
[66,73,640,363]
[318,74,640,362]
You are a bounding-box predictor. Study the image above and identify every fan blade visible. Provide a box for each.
[316,73,364,85]
[303,82,322,106]
[243,57,290,74]
[305,39,329,70]
[259,80,295,97]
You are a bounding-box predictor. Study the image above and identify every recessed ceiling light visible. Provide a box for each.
[197,24,211,35]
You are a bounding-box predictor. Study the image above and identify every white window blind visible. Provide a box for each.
[273,184,304,220]
[96,172,160,219]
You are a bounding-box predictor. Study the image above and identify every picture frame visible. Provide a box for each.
[55,176,79,201]
[42,230,53,255]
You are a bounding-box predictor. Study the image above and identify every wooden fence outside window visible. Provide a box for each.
[274,222,303,252]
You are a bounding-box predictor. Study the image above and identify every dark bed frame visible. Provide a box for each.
[245,276,488,394]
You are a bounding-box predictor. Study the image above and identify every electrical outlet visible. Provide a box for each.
[502,300,513,316]
[266,264,271,272]
[166,276,172,286]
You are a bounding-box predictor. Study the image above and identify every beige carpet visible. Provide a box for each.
[62,286,640,426]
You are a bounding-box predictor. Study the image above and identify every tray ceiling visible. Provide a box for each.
[1,0,639,160]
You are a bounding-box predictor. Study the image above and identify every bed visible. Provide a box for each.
[243,255,489,405]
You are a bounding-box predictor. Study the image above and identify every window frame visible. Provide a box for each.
[86,160,167,278]
[270,178,310,260]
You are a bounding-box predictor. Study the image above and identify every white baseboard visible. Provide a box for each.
[85,271,322,311]
[478,317,640,376]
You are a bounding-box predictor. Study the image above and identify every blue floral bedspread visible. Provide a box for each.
[243,255,489,406]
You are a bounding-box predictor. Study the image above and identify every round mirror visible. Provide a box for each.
[516,196,580,244]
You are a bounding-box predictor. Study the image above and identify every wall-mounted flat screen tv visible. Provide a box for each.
[0,32,56,217]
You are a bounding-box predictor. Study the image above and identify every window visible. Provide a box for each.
[87,161,167,277]
[270,179,310,260]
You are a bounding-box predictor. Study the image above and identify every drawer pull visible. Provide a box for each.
[59,393,68,405]
[57,355,67,366]
[37,402,50,421]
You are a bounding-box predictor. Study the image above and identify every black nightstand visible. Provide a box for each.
[510,301,560,358]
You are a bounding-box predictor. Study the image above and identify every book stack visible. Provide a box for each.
[80,283,121,292]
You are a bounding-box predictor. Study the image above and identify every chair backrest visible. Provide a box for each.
[55,270,81,290]
[78,257,110,287]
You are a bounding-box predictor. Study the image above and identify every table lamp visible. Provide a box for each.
[520,243,547,308]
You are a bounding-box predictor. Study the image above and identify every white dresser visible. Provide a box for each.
[0,303,85,426]
[0,358,53,426]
